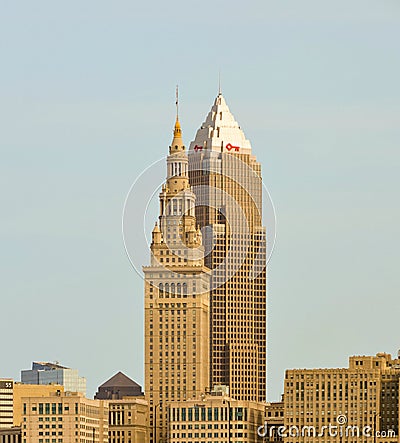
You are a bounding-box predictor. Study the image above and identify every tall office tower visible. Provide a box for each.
[143,114,210,443]
[21,362,86,395]
[188,93,267,402]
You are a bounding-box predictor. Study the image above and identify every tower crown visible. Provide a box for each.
[170,118,185,153]
[189,93,252,154]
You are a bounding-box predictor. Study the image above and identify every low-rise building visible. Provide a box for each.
[263,400,284,441]
[284,352,400,443]
[0,427,21,443]
[0,380,64,429]
[95,372,149,443]
[0,380,14,429]
[108,397,149,443]
[168,386,265,443]
[21,391,108,443]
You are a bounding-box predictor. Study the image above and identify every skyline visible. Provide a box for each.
[1,0,400,403]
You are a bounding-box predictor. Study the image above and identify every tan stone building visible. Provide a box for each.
[0,379,64,429]
[0,427,21,443]
[263,400,284,442]
[95,372,149,442]
[284,353,400,443]
[143,113,211,442]
[188,93,267,403]
[21,391,108,443]
[13,383,64,428]
[167,386,265,443]
[108,398,149,443]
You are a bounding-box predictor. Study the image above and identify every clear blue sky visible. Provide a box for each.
[1,0,399,401]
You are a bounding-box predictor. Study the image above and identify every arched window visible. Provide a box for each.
[171,283,175,295]
[165,283,169,296]
[183,283,187,296]
[177,283,181,295]
[159,283,163,296]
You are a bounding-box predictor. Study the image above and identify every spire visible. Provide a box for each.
[176,84,179,120]
[170,85,185,153]
[173,85,182,138]
[218,70,222,95]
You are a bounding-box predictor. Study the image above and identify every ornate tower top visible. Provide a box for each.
[170,86,185,154]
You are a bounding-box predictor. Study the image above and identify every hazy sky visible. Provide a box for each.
[1,1,399,401]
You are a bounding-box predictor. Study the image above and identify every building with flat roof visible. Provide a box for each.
[0,380,14,429]
[21,362,86,395]
[167,386,265,443]
[1,378,64,433]
[13,383,64,427]
[0,427,21,443]
[284,352,400,443]
[21,391,108,443]
[263,400,284,442]
[108,397,149,443]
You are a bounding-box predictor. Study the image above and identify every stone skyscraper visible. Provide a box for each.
[143,115,210,443]
[188,93,267,402]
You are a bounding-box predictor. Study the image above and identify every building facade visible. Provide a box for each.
[13,383,64,427]
[263,401,284,442]
[283,353,400,443]
[108,398,149,443]
[168,386,265,443]
[0,427,21,443]
[188,93,267,403]
[21,391,108,443]
[1,380,63,429]
[21,362,86,395]
[0,380,14,429]
[143,115,211,442]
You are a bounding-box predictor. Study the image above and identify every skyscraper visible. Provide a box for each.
[188,93,267,402]
[143,114,211,443]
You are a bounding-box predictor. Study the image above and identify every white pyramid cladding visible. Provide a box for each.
[189,94,252,154]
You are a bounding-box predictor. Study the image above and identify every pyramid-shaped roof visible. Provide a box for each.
[189,93,252,154]
[99,371,141,389]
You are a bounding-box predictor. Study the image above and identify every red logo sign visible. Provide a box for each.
[226,143,240,152]
[194,145,203,152]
